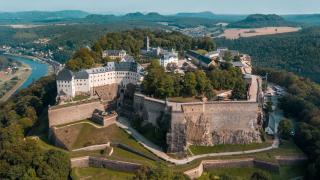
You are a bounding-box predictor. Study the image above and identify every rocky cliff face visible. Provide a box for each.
[211,130,261,145]
[184,114,261,146]
[134,94,263,153]
[185,114,212,146]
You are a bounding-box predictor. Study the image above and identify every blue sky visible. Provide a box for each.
[0,0,319,14]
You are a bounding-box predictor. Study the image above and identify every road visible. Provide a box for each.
[116,117,279,165]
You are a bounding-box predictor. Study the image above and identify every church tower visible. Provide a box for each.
[145,36,150,52]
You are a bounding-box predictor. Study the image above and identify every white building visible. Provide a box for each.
[56,62,143,98]
[158,51,179,68]
[102,50,127,60]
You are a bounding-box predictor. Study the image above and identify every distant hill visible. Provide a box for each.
[283,14,320,26]
[0,10,89,23]
[175,11,215,19]
[81,12,221,28]
[228,14,297,28]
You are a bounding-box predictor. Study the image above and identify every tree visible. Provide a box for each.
[183,72,197,96]
[231,80,247,100]
[224,51,233,62]
[195,70,209,95]
[250,172,269,180]
[278,118,293,139]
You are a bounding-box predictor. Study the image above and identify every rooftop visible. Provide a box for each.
[186,50,212,65]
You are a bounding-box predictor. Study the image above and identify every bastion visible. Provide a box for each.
[134,94,263,153]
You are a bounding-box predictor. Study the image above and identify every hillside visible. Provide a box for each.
[0,10,89,23]
[216,27,320,82]
[175,11,216,19]
[228,14,297,28]
[284,14,320,26]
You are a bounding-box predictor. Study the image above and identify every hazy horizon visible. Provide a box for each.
[0,0,319,15]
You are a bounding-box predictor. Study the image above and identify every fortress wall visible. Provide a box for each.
[184,162,204,180]
[88,156,141,172]
[70,156,142,172]
[134,94,262,152]
[71,156,90,168]
[184,158,282,179]
[48,101,105,127]
[134,93,166,125]
[49,127,69,149]
[276,156,308,166]
[253,160,279,173]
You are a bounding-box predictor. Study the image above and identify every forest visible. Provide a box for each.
[0,76,70,179]
[216,27,320,83]
[254,68,320,179]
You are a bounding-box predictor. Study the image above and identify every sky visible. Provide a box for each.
[0,0,319,15]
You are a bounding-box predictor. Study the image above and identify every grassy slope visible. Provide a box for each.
[198,165,306,180]
[71,167,134,180]
[189,141,272,155]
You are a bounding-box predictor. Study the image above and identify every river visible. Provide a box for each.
[5,55,49,90]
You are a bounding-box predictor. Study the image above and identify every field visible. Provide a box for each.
[217,27,301,39]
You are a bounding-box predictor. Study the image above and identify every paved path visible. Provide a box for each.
[116,117,279,165]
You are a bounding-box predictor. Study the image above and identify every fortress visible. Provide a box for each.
[134,75,264,153]
[50,45,265,154]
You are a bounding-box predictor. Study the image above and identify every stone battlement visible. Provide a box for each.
[133,93,263,153]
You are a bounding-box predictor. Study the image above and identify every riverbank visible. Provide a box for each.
[4,53,54,75]
[0,53,49,102]
[0,62,31,102]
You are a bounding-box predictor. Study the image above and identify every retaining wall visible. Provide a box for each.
[183,156,308,179]
[133,93,166,125]
[48,100,105,127]
[71,156,142,172]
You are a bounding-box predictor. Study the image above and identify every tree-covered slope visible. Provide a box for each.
[228,14,297,28]
[216,27,320,83]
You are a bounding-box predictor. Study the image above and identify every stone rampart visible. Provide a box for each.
[276,155,308,166]
[183,157,306,179]
[133,93,262,153]
[184,162,204,179]
[71,156,142,172]
[133,93,167,125]
[48,100,105,127]
[71,156,90,168]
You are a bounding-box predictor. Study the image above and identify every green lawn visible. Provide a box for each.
[70,124,155,157]
[189,141,272,155]
[198,165,306,180]
[72,94,90,101]
[195,49,208,55]
[55,123,163,166]
[71,167,134,180]
[108,147,159,168]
